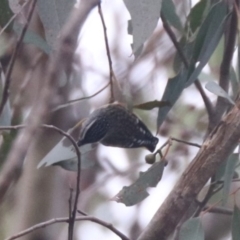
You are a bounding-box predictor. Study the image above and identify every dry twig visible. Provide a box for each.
[5,216,130,240]
[98,3,115,103]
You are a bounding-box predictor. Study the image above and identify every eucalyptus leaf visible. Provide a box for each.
[179,218,204,240]
[134,100,170,110]
[123,0,162,55]
[186,0,209,34]
[205,81,235,105]
[113,161,165,206]
[157,69,188,130]
[232,205,240,240]
[186,1,228,86]
[37,0,75,48]
[0,72,11,126]
[222,154,239,206]
[161,0,183,32]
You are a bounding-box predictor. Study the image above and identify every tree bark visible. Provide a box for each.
[138,96,240,240]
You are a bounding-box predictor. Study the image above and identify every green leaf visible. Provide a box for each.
[179,218,204,240]
[173,37,194,74]
[186,0,209,34]
[161,0,183,32]
[113,161,165,206]
[186,1,228,86]
[230,67,239,98]
[0,72,12,126]
[134,100,170,110]
[232,205,240,240]
[0,0,13,33]
[157,69,188,130]
[222,154,239,206]
[123,0,162,55]
[205,81,235,105]
[13,24,51,54]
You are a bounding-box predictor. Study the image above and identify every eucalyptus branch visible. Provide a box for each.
[138,96,240,240]
[98,3,115,103]
[5,216,130,240]
[0,0,37,116]
[214,6,237,127]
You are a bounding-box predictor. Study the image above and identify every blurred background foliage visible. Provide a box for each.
[0,0,240,239]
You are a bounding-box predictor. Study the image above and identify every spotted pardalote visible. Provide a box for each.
[78,103,158,152]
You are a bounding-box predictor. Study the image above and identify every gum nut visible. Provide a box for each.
[145,153,156,164]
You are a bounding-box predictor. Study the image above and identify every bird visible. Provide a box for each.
[78,102,158,152]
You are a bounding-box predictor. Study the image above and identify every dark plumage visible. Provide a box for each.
[78,103,158,152]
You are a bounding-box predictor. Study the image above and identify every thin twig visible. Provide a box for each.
[5,216,130,240]
[68,188,73,240]
[39,124,82,240]
[0,0,37,116]
[170,137,201,148]
[202,205,233,215]
[160,14,215,122]
[51,82,110,112]
[0,123,82,239]
[214,6,237,127]
[98,3,114,103]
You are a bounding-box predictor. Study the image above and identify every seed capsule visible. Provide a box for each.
[78,103,158,152]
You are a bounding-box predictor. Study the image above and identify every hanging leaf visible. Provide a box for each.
[222,153,239,206]
[186,1,228,86]
[230,67,239,98]
[232,205,240,240]
[37,0,75,48]
[123,0,162,55]
[161,0,183,32]
[157,69,188,130]
[134,100,170,110]
[179,218,204,240]
[186,0,209,34]
[205,81,235,105]
[112,160,165,206]
[0,71,11,126]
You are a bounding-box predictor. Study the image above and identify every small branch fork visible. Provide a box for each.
[5,215,130,240]
[98,3,115,103]
[0,124,81,240]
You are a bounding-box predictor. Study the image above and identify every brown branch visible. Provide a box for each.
[214,6,237,128]
[5,216,130,240]
[98,3,115,103]
[160,14,215,122]
[137,97,240,240]
[0,0,37,116]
